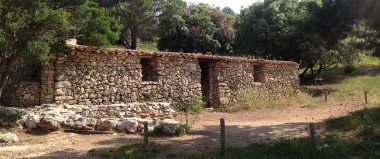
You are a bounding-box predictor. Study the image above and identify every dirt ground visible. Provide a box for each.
[0,100,366,159]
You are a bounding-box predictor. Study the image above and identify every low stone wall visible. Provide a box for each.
[63,102,177,119]
[8,102,180,134]
[2,82,41,107]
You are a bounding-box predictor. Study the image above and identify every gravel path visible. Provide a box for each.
[0,101,365,159]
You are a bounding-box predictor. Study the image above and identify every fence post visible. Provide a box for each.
[324,93,328,102]
[220,118,225,155]
[364,91,368,104]
[144,122,149,148]
[309,123,316,151]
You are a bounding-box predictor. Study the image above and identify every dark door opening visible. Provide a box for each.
[199,62,211,107]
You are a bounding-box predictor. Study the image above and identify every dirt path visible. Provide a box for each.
[0,102,365,159]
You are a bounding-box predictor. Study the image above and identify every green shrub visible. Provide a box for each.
[343,65,356,74]
[176,123,190,137]
[0,106,21,123]
[178,98,205,114]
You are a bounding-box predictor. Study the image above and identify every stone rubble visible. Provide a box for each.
[0,133,19,143]
[10,102,180,134]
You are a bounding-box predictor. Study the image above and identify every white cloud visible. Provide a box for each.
[184,0,260,13]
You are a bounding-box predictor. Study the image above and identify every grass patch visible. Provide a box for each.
[327,107,380,139]
[93,142,168,159]
[138,42,158,52]
[233,87,326,110]
[198,106,380,159]
[221,135,380,159]
[330,75,380,104]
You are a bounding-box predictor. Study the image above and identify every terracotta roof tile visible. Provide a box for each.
[68,44,299,67]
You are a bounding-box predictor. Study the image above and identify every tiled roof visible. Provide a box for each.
[67,44,299,67]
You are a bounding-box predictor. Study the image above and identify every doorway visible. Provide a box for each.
[199,61,211,107]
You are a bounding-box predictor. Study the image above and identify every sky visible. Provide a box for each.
[184,0,260,13]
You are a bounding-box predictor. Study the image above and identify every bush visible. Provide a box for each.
[178,98,205,114]
[343,65,356,74]
[176,123,190,137]
[0,106,21,123]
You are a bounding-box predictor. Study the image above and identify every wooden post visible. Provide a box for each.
[365,91,368,104]
[309,123,316,151]
[220,118,225,155]
[144,122,149,148]
[324,93,327,102]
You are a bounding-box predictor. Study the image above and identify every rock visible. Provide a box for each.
[118,119,139,133]
[55,81,71,88]
[72,106,83,113]
[25,114,40,130]
[161,119,180,135]
[0,107,19,116]
[96,119,120,131]
[74,117,97,130]
[38,117,61,132]
[0,133,19,143]
[23,94,31,100]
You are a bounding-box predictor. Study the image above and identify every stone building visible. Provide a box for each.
[3,42,299,110]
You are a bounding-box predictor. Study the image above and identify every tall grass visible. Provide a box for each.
[233,88,326,110]
[331,75,380,104]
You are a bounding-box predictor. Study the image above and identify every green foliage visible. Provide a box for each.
[178,98,205,114]
[138,42,158,51]
[97,0,158,49]
[158,2,235,54]
[176,122,190,137]
[94,142,168,159]
[0,106,21,123]
[0,0,121,97]
[73,1,121,46]
[343,65,356,74]
[234,0,377,77]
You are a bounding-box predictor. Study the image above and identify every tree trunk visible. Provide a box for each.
[130,27,138,50]
[0,53,21,99]
[316,64,323,75]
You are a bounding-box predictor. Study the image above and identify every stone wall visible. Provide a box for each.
[52,51,202,106]
[3,44,299,110]
[211,62,299,110]
[3,82,41,107]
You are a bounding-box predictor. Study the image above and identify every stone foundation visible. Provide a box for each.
[7,102,180,134]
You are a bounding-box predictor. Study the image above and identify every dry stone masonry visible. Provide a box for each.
[1,103,179,134]
[3,40,299,111]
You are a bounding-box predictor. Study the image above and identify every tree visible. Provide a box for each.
[234,0,361,77]
[158,2,235,54]
[235,0,306,60]
[0,0,121,98]
[95,0,159,49]
[222,6,236,16]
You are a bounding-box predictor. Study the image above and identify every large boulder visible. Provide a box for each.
[38,117,61,132]
[74,117,98,130]
[161,119,180,135]
[0,133,19,143]
[96,119,120,131]
[25,114,40,130]
[118,118,139,133]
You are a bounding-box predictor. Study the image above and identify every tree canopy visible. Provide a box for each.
[0,0,121,97]
[158,1,235,54]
